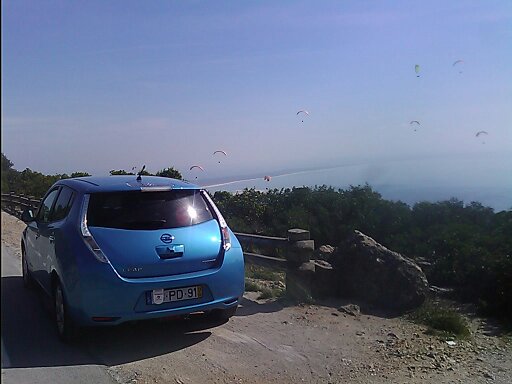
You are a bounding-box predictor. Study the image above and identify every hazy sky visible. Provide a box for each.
[2,0,511,184]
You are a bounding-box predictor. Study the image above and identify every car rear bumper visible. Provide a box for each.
[67,247,245,326]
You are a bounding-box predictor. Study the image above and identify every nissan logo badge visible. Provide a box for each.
[160,234,174,244]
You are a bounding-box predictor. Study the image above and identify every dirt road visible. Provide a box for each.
[2,211,510,383]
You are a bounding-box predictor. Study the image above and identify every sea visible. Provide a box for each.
[201,156,512,212]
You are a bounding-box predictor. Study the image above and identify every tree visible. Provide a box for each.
[156,167,183,180]
[1,153,15,192]
[13,168,57,198]
[70,172,91,178]
[110,169,135,175]
[1,153,13,173]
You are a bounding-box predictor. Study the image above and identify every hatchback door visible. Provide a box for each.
[86,189,224,278]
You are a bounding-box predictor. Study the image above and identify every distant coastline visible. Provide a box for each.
[201,158,512,212]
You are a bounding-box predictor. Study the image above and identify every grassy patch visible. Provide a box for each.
[408,300,471,339]
[258,287,285,300]
[244,263,286,300]
[245,264,284,282]
[245,277,285,300]
[245,280,260,292]
[258,287,274,300]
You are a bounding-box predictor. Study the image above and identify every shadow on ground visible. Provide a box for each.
[235,294,285,317]
[1,276,225,369]
[237,288,407,320]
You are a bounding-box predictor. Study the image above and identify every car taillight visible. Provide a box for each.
[80,194,109,263]
[202,191,231,251]
[221,226,231,251]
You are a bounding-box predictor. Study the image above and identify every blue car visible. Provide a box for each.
[21,175,245,341]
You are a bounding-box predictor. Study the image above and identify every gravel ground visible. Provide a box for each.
[2,210,510,383]
[1,211,24,258]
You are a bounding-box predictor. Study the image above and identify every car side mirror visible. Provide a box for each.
[21,209,35,223]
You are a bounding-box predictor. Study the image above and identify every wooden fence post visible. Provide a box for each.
[285,229,315,302]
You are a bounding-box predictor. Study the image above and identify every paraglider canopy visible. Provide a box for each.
[213,150,227,163]
[410,120,420,132]
[453,59,464,74]
[297,110,309,122]
[475,130,488,144]
[189,165,204,179]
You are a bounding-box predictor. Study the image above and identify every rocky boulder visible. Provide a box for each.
[332,230,428,313]
[313,244,336,261]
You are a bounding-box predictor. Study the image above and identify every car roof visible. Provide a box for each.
[56,176,199,193]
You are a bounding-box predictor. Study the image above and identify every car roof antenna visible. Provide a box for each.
[136,165,146,182]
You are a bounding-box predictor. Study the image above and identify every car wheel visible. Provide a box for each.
[209,305,238,321]
[54,281,79,342]
[22,249,35,289]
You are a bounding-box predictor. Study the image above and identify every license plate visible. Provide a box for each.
[151,286,202,305]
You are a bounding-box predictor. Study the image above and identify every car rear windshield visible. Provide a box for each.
[87,190,214,230]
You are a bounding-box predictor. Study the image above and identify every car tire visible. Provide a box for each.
[22,249,35,289]
[209,305,238,321]
[53,281,79,342]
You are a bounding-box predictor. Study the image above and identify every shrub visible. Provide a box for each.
[408,300,471,338]
[245,280,260,292]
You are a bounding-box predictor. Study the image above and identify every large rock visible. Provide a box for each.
[333,230,428,312]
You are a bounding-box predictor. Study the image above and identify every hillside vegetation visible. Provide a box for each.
[213,186,511,320]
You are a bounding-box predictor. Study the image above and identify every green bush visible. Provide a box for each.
[245,280,260,292]
[258,288,274,300]
[409,300,471,338]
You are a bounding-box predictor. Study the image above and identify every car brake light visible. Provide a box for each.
[221,226,231,251]
[80,194,109,263]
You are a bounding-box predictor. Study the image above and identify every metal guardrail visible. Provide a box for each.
[234,232,289,269]
[1,193,41,219]
[240,251,288,271]
[234,229,315,271]
[234,232,289,248]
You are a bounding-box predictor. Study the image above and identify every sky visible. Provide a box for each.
[2,1,512,196]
